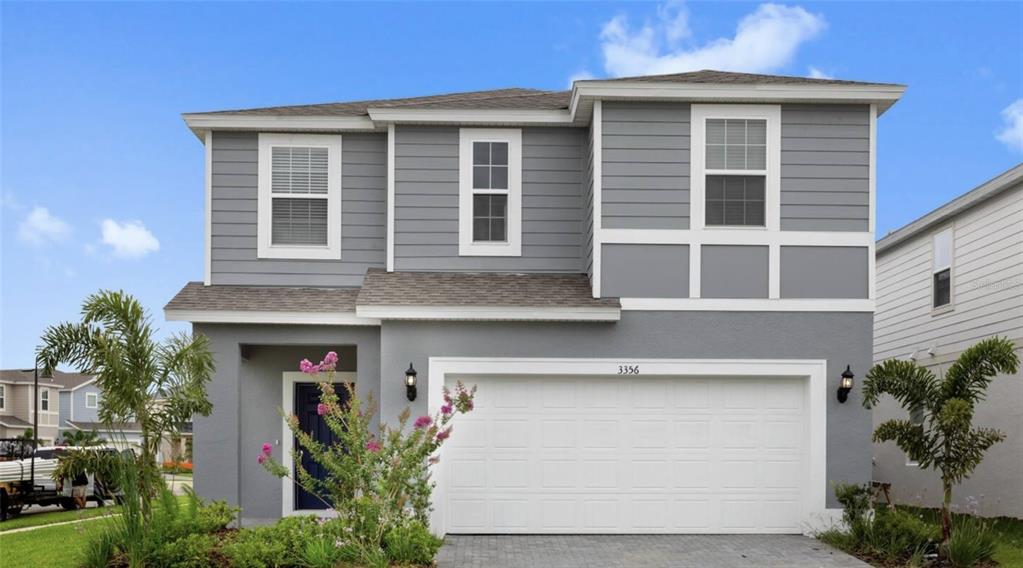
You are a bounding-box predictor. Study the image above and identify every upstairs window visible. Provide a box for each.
[459,129,522,256]
[932,228,953,309]
[705,119,767,227]
[257,134,342,259]
[41,389,49,412]
[0,385,5,410]
[86,392,99,409]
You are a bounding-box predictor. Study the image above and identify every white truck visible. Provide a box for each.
[0,442,124,520]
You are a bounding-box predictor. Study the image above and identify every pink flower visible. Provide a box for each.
[440,404,453,415]
[413,415,432,430]
[323,351,339,367]
[299,359,320,374]
[261,442,272,455]
[257,454,266,465]
[365,440,382,453]
[436,427,452,441]
[317,403,327,416]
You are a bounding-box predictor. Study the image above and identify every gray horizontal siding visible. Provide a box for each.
[781,105,870,231]
[393,126,584,272]
[601,102,690,229]
[209,131,386,287]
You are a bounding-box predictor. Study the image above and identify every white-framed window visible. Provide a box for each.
[40,389,49,412]
[0,384,5,410]
[932,227,953,310]
[458,128,522,256]
[257,133,342,260]
[85,392,99,409]
[691,105,781,231]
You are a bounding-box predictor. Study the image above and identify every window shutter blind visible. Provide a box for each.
[272,147,329,195]
[272,198,329,246]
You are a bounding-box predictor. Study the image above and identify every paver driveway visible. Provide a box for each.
[436,534,868,568]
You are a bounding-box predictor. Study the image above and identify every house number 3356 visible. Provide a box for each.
[618,365,640,375]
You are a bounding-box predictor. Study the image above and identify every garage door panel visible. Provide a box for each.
[444,375,807,534]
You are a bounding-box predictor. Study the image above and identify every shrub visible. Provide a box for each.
[196,499,238,533]
[945,515,997,567]
[80,528,118,568]
[151,533,218,568]
[258,350,476,563]
[383,518,444,565]
[867,509,939,563]
[221,515,323,568]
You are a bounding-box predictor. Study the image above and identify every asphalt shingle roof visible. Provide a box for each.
[0,369,89,389]
[166,282,359,313]
[356,269,619,308]
[191,70,900,117]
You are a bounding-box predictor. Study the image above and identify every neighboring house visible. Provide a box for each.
[56,373,144,450]
[0,369,65,445]
[165,70,906,531]
[873,164,1023,519]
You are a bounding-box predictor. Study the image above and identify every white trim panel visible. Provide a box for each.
[369,108,573,125]
[621,298,874,312]
[386,124,396,271]
[355,305,620,322]
[427,357,830,536]
[164,309,381,326]
[204,130,213,285]
[591,100,603,298]
[599,229,873,247]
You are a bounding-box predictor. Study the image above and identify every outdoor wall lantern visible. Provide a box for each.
[405,363,418,402]
[837,365,855,403]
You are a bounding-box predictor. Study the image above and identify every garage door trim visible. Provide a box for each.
[427,357,829,535]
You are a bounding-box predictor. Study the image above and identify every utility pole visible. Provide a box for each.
[31,364,38,485]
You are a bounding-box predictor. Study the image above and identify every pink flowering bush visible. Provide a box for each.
[259,351,476,563]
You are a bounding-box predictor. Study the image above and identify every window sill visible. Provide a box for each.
[257,245,342,261]
[458,242,521,257]
[930,304,954,317]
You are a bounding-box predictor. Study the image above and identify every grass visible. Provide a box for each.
[0,503,119,533]
[0,516,115,568]
[901,506,1023,567]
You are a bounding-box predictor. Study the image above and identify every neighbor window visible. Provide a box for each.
[257,133,342,259]
[40,389,49,412]
[459,129,522,256]
[704,118,767,227]
[0,385,5,410]
[86,392,99,409]
[932,228,953,309]
[907,406,926,466]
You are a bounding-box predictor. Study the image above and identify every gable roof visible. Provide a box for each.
[0,369,79,389]
[190,70,901,118]
[877,163,1023,255]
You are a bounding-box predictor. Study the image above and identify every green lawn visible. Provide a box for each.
[901,506,1023,567]
[0,504,118,533]
[0,517,114,568]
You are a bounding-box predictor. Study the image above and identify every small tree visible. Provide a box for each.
[862,336,1018,543]
[38,290,215,521]
[61,429,104,447]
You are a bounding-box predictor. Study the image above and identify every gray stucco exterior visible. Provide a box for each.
[701,245,769,299]
[190,312,872,524]
[780,246,869,299]
[600,244,689,298]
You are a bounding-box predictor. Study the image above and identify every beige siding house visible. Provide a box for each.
[0,370,65,445]
[873,163,1023,518]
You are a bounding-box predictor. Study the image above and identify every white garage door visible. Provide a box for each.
[442,375,807,533]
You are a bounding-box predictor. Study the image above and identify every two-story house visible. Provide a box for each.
[165,70,906,531]
[56,374,145,450]
[0,369,70,445]
[873,163,1023,519]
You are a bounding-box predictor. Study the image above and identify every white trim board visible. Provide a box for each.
[457,128,523,257]
[620,298,874,312]
[204,130,213,285]
[183,114,377,140]
[426,357,830,536]
[386,123,396,271]
[591,100,603,299]
[598,228,874,247]
[280,370,357,518]
[355,305,620,322]
[368,108,573,125]
[164,309,381,326]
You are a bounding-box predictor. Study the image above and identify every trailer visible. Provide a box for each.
[0,439,122,521]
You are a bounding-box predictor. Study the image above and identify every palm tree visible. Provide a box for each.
[38,290,215,520]
[862,336,1018,543]
[61,429,104,447]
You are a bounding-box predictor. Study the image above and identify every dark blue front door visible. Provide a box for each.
[294,383,348,510]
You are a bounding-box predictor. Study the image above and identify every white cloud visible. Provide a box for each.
[807,66,833,79]
[17,206,72,246]
[599,2,826,77]
[995,99,1023,153]
[100,219,160,259]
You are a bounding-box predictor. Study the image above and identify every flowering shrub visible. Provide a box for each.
[259,351,475,563]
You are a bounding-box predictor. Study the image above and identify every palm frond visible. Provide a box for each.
[941,336,1019,405]
[861,358,938,410]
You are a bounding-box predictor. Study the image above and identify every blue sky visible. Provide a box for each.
[2,1,1021,368]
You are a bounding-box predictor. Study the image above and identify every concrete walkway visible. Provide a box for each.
[436,534,869,568]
